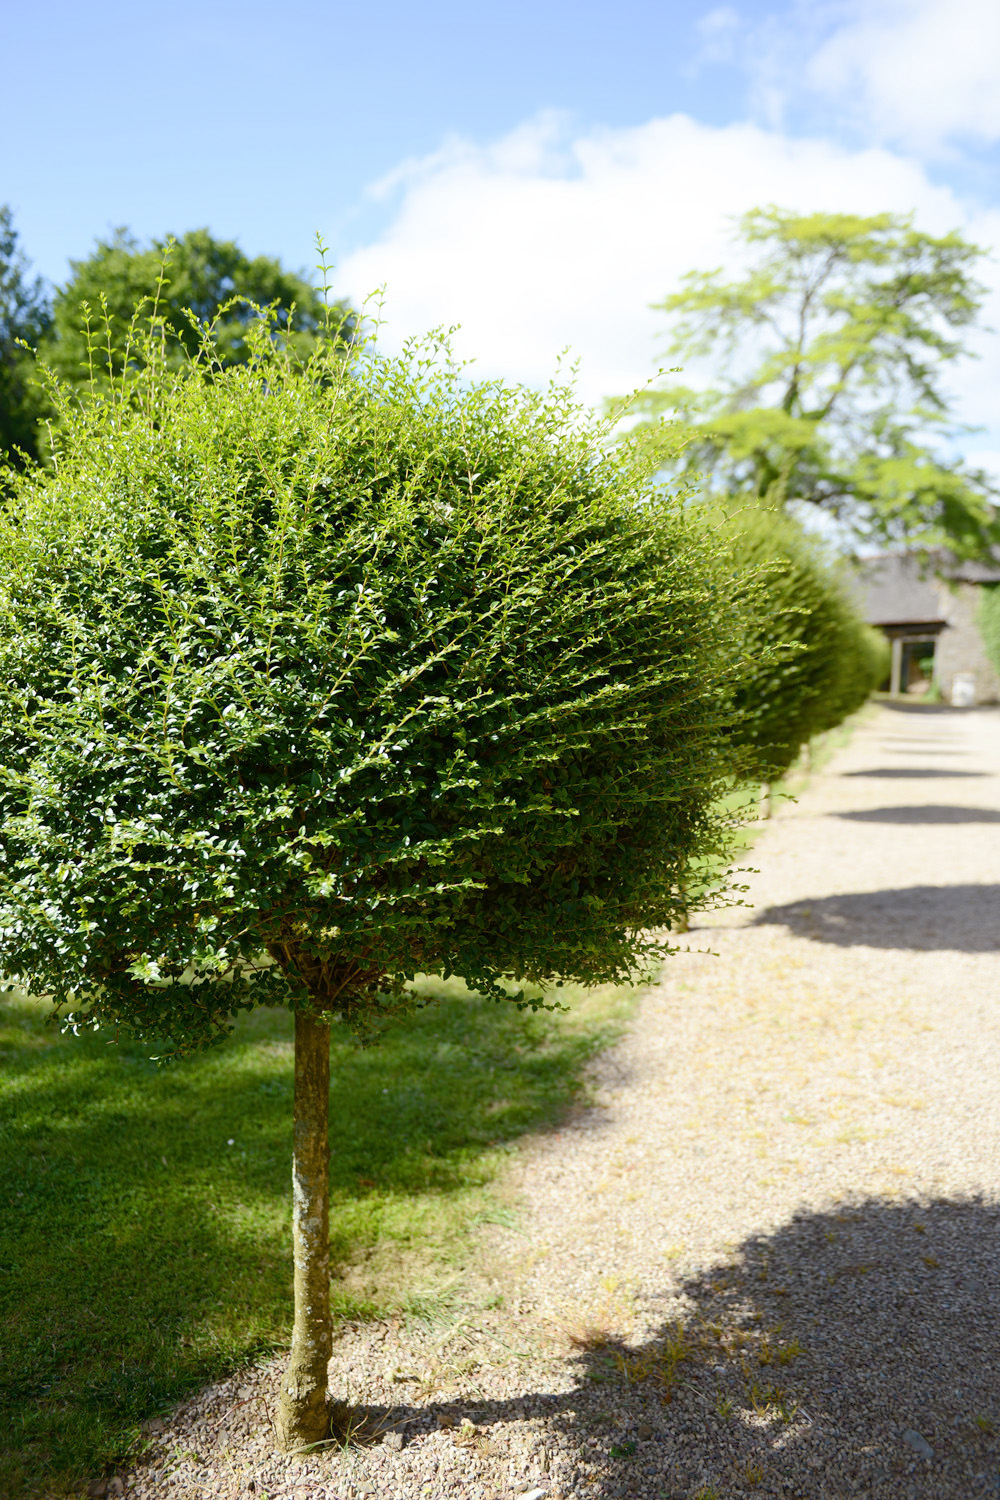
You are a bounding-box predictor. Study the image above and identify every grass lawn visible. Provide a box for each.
[0,977,636,1500]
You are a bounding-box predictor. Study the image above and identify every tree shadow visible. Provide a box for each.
[543,1196,1000,1499]
[884,749,969,757]
[841,767,989,778]
[879,702,968,717]
[752,884,1000,951]
[834,805,1000,825]
[279,1197,1000,1500]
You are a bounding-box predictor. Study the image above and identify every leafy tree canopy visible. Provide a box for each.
[0,305,761,1448]
[622,207,999,560]
[44,227,356,386]
[0,309,750,1058]
[0,205,52,468]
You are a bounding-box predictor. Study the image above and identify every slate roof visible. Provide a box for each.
[950,554,1000,583]
[856,550,1000,627]
[857,555,944,626]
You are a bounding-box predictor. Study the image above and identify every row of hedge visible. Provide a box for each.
[0,321,884,1046]
[0,300,890,1449]
[979,583,1000,682]
[722,502,888,786]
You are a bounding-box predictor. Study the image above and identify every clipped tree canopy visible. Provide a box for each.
[721,504,887,782]
[0,313,752,1056]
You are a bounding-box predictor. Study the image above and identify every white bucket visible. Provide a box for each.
[951,673,976,707]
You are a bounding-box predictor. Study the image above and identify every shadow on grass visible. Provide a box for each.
[0,982,626,1500]
[327,1198,1000,1500]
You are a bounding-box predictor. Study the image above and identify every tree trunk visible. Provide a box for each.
[276,1008,332,1452]
[760,782,772,820]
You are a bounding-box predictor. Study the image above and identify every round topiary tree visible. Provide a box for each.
[721,504,885,797]
[0,305,752,1450]
[814,614,890,732]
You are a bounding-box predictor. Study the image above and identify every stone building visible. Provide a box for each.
[857,552,1000,705]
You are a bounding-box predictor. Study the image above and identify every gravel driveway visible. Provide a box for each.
[122,702,1000,1500]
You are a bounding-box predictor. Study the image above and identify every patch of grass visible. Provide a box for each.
[0,975,636,1498]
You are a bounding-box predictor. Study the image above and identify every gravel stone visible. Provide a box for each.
[901,1428,934,1460]
[116,703,1000,1500]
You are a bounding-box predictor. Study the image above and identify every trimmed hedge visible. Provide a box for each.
[721,505,886,783]
[978,583,1000,681]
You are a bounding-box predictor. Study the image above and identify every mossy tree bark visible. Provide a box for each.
[672,878,690,935]
[276,1008,332,1452]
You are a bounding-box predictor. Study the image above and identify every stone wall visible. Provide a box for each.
[934,580,1000,704]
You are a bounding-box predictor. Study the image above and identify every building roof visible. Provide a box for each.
[856,549,1000,627]
[949,554,1000,584]
[856,555,945,626]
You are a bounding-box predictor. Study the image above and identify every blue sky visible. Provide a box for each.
[4,0,831,280]
[4,1,1000,459]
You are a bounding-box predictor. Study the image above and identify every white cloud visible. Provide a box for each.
[808,0,1000,151]
[339,112,1000,477]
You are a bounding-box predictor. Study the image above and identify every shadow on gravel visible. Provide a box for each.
[878,703,973,717]
[834,805,1000,825]
[557,1197,1000,1500]
[881,747,968,755]
[752,884,1000,951]
[326,1199,1000,1500]
[842,767,989,778]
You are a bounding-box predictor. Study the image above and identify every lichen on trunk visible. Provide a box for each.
[276,1007,332,1452]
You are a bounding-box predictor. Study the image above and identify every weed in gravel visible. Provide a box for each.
[747,1379,799,1423]
[757,1332,804,1366]
[609,1439,637,1458]
[565,1322,620,1352]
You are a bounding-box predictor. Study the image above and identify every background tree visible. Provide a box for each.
[44,227,356,385]
[0,205,52,469]
[0,306,754,1450]
[624,207,998,559]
